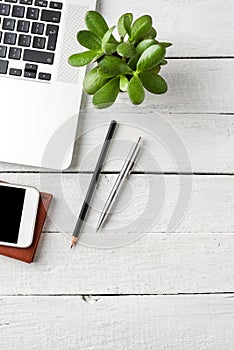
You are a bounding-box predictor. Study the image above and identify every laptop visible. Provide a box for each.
[0,0,96,169]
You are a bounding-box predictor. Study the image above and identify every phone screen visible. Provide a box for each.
[0,186,26,243]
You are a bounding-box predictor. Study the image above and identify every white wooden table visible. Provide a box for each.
[1,0,234,349]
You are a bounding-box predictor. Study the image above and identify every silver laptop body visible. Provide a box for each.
[0,0,95,169]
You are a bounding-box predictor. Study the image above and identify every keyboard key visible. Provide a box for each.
[4,32,17,45]
[20,0,32,4]
[5,0,17,3]
[17,20,30,32]
[0,45,7,58]
[47,36,57,52]
[31,21,44,34]
[45,23,58,35]
[49,1,62,9]
[25,63,37,71]
[38,72,51,80]
[46,24,58,50]
[0,3,10,15]
[41,9,61,23]
[18,34,31,46]
[35,0,48,7]
[9,46,21,59]
[33,35,45,49]
[47,34,57,51]
[2,18,15,31]
[0,59,8,74]
[26,7,39,19]
[24,70,36,78]
[23,49,54,64]
[0,32,2,43]
[12,5,25,18]
[9,68,22,76]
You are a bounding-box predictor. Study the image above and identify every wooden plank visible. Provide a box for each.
[55,112,234,173]
[1,295,234,349]
[0,173,233,234]
[0,59,233,172]
[81,59,234,114]
[0,233,234,294]
[2,111,234,174]
[99,0,234,57]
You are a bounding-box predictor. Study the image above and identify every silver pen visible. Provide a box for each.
[96,137,142,232]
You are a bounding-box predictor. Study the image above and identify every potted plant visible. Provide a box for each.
[69,11,172,109]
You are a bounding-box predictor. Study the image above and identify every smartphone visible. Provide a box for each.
[0,183,39,248]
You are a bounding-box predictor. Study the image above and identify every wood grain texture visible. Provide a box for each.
[53,112,234,173]
[2,112,234,174]
[0,173,234,234]
[1,295,234,350]
[81,59,234,114]
[98,0,234,57]
[1,1,234,348]
[0,233,234,294]
[0,59,233,172]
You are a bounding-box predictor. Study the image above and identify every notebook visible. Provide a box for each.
[0,182,52,263]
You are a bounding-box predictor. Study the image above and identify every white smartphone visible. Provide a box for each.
[0,182,40,248]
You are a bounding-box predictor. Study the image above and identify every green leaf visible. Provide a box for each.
[83,67,110,95]
[139,72,167,94]
[98,68,115,79]
[137,44,166,72]
[127,75,145,105]
[98,56,132,77]
[68,50,102,67]
[160,59,168,66]
[117,13,133,38]
[124,15,132,37]
[143,27,157,39]
[120,75,129,91]
[85,11,109,39]
[148,66,161,74]
[159,42,172,48]
[128,55,140,70]
[102,26,115,49]
[117,42,136,58]
[77,30,102,50]
[103,42,118,54]
[136,39,157,55]
[129,15,152,42]
[93,77,120,109]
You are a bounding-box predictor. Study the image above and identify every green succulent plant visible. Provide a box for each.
[68,11,172,109]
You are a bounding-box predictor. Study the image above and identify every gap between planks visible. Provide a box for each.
[2,172,234,176]
[1,292,234,297]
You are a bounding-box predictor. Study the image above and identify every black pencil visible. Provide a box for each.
[70,120,117,248]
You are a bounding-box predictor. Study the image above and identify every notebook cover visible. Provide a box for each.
[0,182,52,263]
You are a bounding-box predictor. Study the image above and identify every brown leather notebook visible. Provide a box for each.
[0,183,52,263]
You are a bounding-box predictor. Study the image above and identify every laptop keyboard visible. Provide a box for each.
[0,0,63,82]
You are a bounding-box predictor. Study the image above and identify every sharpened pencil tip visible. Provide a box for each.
[70,236,78,249]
